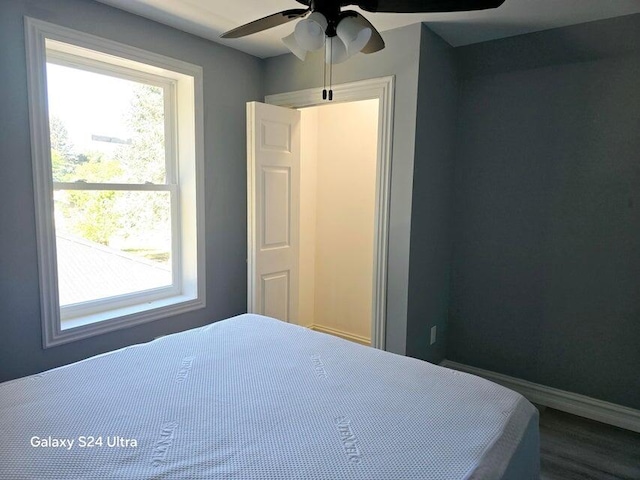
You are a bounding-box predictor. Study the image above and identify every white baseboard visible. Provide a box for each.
[440,360,640,434]
[310,324,371,346]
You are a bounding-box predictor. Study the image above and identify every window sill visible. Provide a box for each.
[45,294,205,348]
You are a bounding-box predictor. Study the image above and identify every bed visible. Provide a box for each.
[0,314,539,479]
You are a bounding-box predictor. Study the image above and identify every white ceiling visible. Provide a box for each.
[95,0,640,58]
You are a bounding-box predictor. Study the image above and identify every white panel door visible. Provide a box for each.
[247,102,300,323]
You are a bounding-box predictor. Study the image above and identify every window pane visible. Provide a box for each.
[46,62,166,184]
[54,190,172,306]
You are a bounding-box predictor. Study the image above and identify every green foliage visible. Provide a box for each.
[60,157,124,245]
[115,84,166,184]
[51,149,66,181]
[54,83,170,259]
[112,84,169,241]
[49,116,89,181]
[66,190,119,245]
[73,153,122,181]
[49,116,74,160]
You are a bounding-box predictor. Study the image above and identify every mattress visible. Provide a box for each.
[0,314,539,479]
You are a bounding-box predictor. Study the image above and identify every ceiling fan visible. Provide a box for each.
[221,0,506,99]
[221,1,506,55]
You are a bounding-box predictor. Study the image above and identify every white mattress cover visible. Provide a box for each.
[0,314,539,479]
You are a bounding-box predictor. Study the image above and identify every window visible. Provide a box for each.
[25,18,205,347]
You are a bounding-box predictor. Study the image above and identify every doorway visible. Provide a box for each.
[253,76,394,350]
[297,99,379,345]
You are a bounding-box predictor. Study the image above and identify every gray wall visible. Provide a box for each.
[448,14,640,409]
[405,24,457,363]
[0,0,263,382]
[265,23,423,355]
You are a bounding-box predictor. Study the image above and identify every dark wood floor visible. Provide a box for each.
[539,407,640,480]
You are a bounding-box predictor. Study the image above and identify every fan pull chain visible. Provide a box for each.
[322,40,328,100]
[328,37,333,101]
[321,38,334,101]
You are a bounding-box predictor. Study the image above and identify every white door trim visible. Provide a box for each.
[266,76,395,351]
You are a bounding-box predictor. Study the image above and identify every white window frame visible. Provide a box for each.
[25,17,206,348]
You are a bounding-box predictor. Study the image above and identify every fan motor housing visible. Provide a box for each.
[298,0,344,36]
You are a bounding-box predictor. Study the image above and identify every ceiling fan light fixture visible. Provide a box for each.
[336,17,372,56]
[294,11,328,51]
[282,32,307,61]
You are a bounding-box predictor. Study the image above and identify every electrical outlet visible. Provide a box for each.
[430,326,437,345]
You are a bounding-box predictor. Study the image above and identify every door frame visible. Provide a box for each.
[265,75,395,351]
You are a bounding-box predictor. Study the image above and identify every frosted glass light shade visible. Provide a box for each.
[282,33,307,61]
[294,12,328,51]
[325,36,350,64]
[336,17,372,56]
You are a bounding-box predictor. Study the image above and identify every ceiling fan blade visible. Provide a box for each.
[221,9,309,39]
[355,0,506,13]
[343,11,385,54]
